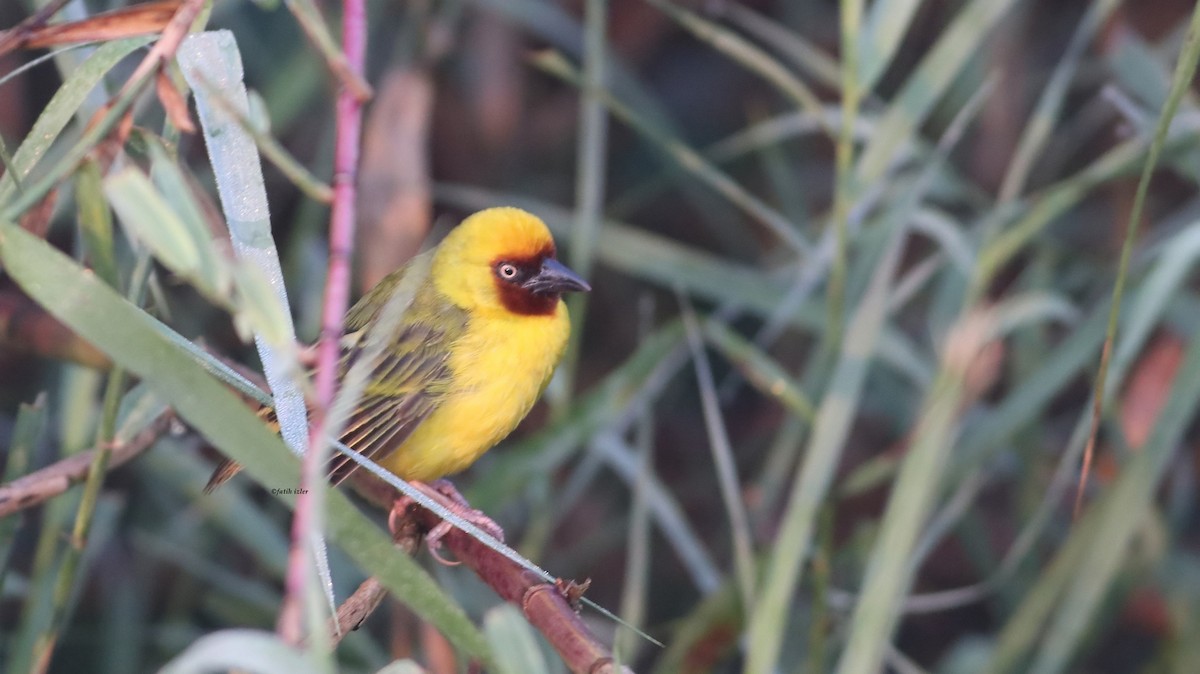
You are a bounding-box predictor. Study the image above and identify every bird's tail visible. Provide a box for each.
[202,405,278,493]
[203,458,243,494]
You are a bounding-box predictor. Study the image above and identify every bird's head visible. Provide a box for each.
[433,207,591,317]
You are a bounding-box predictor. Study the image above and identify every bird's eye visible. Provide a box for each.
[497,263,519,280]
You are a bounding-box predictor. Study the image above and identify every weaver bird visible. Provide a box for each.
[205,207,590,496]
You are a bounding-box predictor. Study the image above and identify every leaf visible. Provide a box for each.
[703,319,815,423]
[75,160,120,289]
[855,0,1020,184]
[233,263,297,348]
[0,221,493,663]
[104,167,229,300]
[159,629,323,674]
[0,38,151,204]
[375,661,429,674]
[3,1,182,53]
[484,605,552,674]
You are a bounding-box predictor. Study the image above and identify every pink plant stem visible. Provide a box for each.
[278,0,368,645]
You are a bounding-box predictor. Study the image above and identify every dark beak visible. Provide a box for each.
[523,258,591,295]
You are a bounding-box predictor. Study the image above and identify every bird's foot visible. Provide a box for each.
[387,479,504,566]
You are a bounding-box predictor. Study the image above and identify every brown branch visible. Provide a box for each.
[109,0,201,96]
[330,577,388,641]
[406,504,633,674]
[0,0,73,58]
[324,487,636,672]
[81,0,204,159]
[0,409,173,518]
[326,516,421,644]
[0,290,112,369]
[0,0,182,59]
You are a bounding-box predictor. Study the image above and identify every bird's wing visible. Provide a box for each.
[342,251,431,332]
[326,308,463,486]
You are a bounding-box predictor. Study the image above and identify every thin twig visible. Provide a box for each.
[325,517,421,644]
[107,0,204,113]
[0,410,174,519]
[0,0,73,57]
[32,251,154,674]
[277,0,368,645]
[329,577,388,643]
[283,0,373,101]
[189,72,334,204]
[1074,4,1200,517]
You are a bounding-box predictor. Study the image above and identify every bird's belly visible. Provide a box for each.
[379,309,568,481]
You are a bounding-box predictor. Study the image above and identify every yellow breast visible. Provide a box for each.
[378,302,570,481]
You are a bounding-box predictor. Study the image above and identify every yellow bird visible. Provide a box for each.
[205,207,589,493]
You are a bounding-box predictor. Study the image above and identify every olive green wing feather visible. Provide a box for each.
[326,293,466,485]
[342,250,431,332]
[203,254,462,492]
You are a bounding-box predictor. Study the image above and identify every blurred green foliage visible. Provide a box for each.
[2,1,1200,673]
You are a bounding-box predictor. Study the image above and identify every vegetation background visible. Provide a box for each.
[1,0,1200,672]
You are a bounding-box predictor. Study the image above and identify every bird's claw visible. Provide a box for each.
[387,480,505,566]
[419,480,505,539]
[424,521,461,565]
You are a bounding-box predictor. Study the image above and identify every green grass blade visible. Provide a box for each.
[179,30,310,454]
[855,0,1019,184]
[642,0,828,131]
[615,389,655,661]
[1073,0,1200,517]
[189,77,334,204]
[484,605,553,674]
[978,130,1200,286]
[978,228,1200,671]
[714,3,842,90]
[105,168,229,300]
[558,0,610,407]
[859,0,924,90]
[530,51,810,254]
[0,38,150,204]
[1029,329,1200,674]
[75,159,120,289]
[681,297,757,608]
[997,0,1122,202]
[826,0,864,347]
[702,319,816,422]
[160,629,325,674]
[831,314,979,674]
[743,205,909,674]
[592,433,722,594]
[0,395,47,591]
[1028,4,1200,670]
